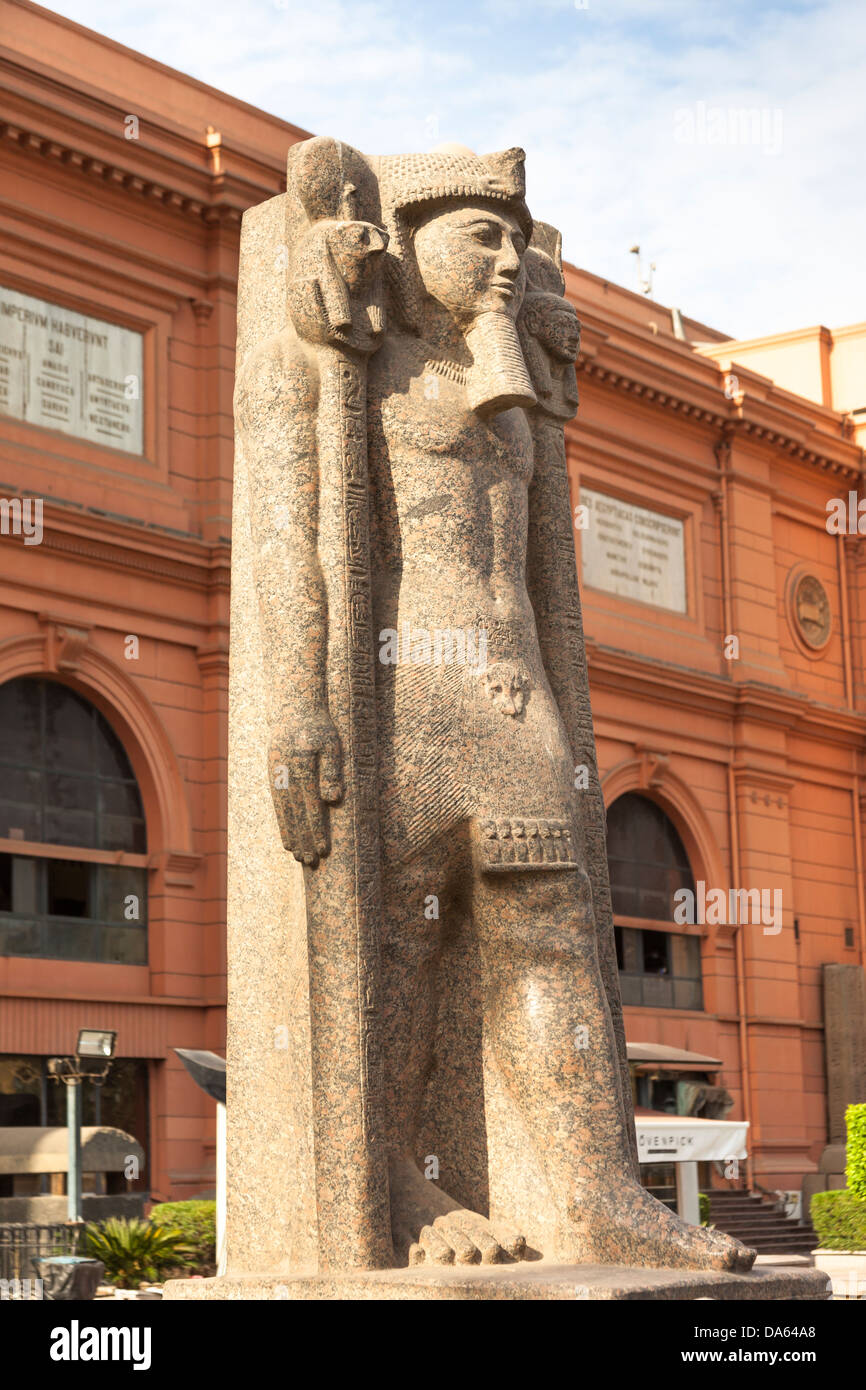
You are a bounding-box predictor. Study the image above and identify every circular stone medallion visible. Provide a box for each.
[791,571,831,651]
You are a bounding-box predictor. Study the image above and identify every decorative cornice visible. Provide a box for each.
[576,357,728,429]
[0,116,245,227]
[0,491,231,591]
[577,356,862,481]
[0,213,204,316]
[736,417,859,478]
[0,986,225,1008]
[39,528,230,591]
[586,638,866,746]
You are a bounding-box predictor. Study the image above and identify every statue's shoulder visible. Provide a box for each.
[234,327,318,423]
[367,329,422,393]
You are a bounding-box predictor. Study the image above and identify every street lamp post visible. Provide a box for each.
[47,1029,117,1229]
[66,1074,82,1223]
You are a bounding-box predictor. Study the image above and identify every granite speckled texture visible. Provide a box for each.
[165,1264,830,1301]
[172,136,827,1299]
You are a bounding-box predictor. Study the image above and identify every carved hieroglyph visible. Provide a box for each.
[224,137,756,1280]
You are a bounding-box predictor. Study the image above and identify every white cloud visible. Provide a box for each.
[45,0,866,338]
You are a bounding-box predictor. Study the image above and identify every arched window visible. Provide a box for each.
[606,792,701,1010]
[0,677,147,963]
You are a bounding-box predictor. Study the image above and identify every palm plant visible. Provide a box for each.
[83,1217,192,1288]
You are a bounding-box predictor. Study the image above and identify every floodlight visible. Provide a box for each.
[76,1029,116,1060]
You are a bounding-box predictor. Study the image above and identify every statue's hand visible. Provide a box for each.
[267,709,344,864]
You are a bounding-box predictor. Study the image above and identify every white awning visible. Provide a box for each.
[627,1042,722,1070]
[635,1116,749,1164]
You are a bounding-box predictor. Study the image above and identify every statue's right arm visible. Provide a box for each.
[235,331,342,865]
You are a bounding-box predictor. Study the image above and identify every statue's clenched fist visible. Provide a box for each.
[268,708,344,864]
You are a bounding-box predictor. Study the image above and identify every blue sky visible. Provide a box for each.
[48,0,865,340]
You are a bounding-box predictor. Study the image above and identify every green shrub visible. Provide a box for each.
[699,1192,711,1225]
[83,1217,192,1288]
[846,1103,866,1200]
[810,1189,866,1251]
[149,1200,216,1272]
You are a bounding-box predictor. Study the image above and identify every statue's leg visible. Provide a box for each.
[379,846,527,1267]
[470,861,756,1271]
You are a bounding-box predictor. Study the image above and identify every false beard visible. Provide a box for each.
[463,311,537,417]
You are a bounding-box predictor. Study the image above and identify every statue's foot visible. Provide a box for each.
[389,1156,526,1266]
[562,1179,755,1272]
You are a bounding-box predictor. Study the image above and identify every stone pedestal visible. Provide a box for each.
[165,1263,829,1301]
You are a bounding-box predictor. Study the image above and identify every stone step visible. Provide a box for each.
[747,1234,816,1245]
[715,1216,814,1229]
[723,1234,816,1249]
[708,1195,775,1206]
[709,1201,795,1213]
[722,1217,817,1228]
[717,1212,800,1223]
[708,1190,772,1199]
[749,1243,817,1255]
[711,1213,790,1225]
[721,1233,816,1247]
[706,1189,818,1254]
[720,1225,817,1240]
[709,1201,775,1213]
[708,1190,763,1197]
[745,1227,816,1240]
[709,1200,769,1209]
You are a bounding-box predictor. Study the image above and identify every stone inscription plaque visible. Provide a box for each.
[0,286,143,454]
[581,488,686,613]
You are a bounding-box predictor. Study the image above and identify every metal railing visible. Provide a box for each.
[0,1222,79,1297]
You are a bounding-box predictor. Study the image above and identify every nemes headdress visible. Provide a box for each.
[374,145,533,330]
[376,146,531,236]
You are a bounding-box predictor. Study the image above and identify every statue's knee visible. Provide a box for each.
[477,866,595,953]
[534,867,596,939]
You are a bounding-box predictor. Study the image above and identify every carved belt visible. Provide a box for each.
[476,817,579,871]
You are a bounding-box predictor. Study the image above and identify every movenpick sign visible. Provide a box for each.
[635,1117,749,1165]
[0,285,143,454]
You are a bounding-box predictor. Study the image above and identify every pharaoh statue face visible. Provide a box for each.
[532,301,581,363]
[411,199,527,326]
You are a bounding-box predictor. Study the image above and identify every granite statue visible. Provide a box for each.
[219,137,758,1282]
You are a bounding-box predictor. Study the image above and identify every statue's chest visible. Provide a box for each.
[369,361,534,486]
